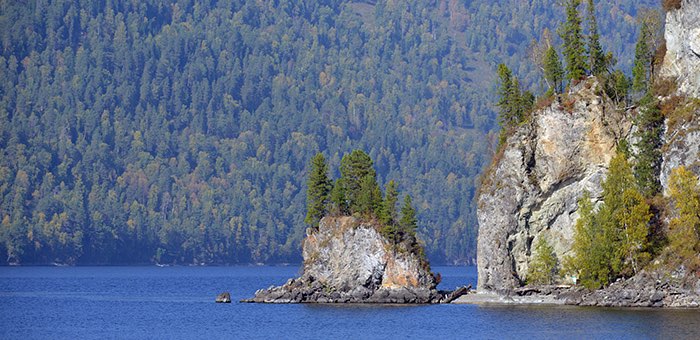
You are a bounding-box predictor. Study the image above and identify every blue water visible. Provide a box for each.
[1,266,698,339]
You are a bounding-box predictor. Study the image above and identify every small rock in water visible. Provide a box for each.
[216,292,231,303]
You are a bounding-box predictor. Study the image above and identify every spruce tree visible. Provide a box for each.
[633,95,664,197]
[560,0,587,82]
[330,178,349,215]
[304,153,332,228]
[356,174,382,217]
[569,152,652,288]
[379,180,399,225]
[339,150,376,213]
[496,63,516,128]
[586,0,606,76]
[544,46,564,94]
[632,22,651,94]
[399,194,418,237]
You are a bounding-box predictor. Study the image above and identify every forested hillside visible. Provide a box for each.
[0,0,656,265]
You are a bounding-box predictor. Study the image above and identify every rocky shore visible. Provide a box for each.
[242,276,470,304]
[455,268,700,308]
[242,216,469,304]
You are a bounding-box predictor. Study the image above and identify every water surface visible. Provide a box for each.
[1,266,698,339]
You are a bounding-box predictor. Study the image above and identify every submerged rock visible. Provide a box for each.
[243,216,467,304]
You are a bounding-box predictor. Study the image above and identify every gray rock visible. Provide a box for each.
[215,292,231,303]
[477,78,632,292]
[660,0,700,98]
[243,216,460,304]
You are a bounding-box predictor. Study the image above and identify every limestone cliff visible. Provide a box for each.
[659,0,700,192]
[244,216,466,303]
[476,79,632,292]
[660,0,700,98]
[475,1,700,303]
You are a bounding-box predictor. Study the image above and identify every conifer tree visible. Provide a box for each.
[600,152,651,275]
[632,22,651,94]
[356,174,382,217]
[527,237,558,285]
[568,152,652,288]
[399,194,418,237]
[568,190,615,289]
[379,180,399,226]
[634,96,664,197]
[667,166,700,262]
[339,150,376,213]
[330,178,349,216]
[560,0,587,82]
[496,63,516,128]
[304,153,332,228]
[544,46,564,94]
[586,0,606,76]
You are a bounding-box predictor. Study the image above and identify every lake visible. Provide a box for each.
[1,266,698,339]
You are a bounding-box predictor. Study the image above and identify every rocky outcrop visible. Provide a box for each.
[243,216,467,303]
[660,0,700,98]
[474,2,700,307]
[215,292,231,303]
[476,78,632,292]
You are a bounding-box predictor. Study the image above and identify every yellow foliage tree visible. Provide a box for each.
[667,166,700,263]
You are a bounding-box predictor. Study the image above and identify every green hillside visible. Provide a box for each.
[0,0,656,265]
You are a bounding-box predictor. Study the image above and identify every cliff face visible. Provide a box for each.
[244,216,465,303]
[476,1,700,298]
[659,0,700,192]
[660,0,700,98]
[477,79,632,292]
[302,216,435,291]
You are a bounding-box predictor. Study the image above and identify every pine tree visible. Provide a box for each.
[586,0,606,76]
[527,237,558,285]
[634,96,664,197]
[496,63,516,128]
[568,152,652,288]
[304,153,332,227]
[560,0,587,82]
[544,46,564,94]
[330,178,349,215]
[667,166,700,263]
[339,150,376,213]
[399,194,418,237]
[600,152,651,277]
[632,22,651,94]
[568,190,614,289]
[379,180,399,225]
[356,174,382,217]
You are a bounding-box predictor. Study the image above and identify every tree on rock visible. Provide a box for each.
[544,46,564,94]
[527,237,558,285]
[340,150,376,213]
[305,153,332,228]
[560,0,586,82]
[379,180,399,226]
[400,194,418,237]
[586,0,606,77]
[667,166,700,264]
[567,152,652,288]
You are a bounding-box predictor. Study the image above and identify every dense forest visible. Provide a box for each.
[0,0,657,265]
